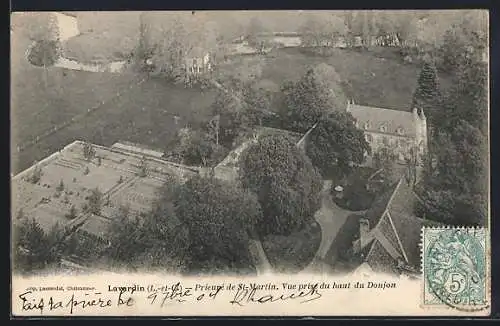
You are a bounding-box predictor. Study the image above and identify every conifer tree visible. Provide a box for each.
[412,61,441,128]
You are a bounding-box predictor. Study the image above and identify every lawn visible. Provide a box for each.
[240,47,453,111]
[12,74,217,174]
[12,19,219,174]
[261,221,322,274]
[62,12,141,64]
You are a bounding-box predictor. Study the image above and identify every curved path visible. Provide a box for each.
[303,180,365,274]
[249,179,365,276]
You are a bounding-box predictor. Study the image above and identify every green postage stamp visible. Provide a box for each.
[422,227,489,311]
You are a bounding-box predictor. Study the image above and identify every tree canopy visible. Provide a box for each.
[173,175,261,274]
[440,58,488,133]
[13,217,62,273]
[415,22,488,227]
[412,60,442,128]
[280,64,347,133]
[239,134,323,236]
[419,118,487,226]
[106,181,191,273]
[299,15,347,47]
[209,89,253,148]
[305,112,370,179]
[27,39,61,67]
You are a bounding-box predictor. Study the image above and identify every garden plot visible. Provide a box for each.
[111,176,165,215]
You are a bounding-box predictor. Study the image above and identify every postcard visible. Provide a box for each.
[10,10,490,316]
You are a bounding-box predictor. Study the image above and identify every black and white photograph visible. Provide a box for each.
[10,10,489,283]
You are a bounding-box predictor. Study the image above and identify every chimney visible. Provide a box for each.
[359,218,371,248]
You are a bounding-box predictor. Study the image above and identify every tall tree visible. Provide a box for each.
[18,13,61,86]
[173,175,261,274]
[411,60,442,130]
[441,57,488,133]
[305,112,370,179]
[142,12,220,83]
[239,135,323,236]
[87,187,103,215]
[299,18,326,48]
[209,89,251,147]
[280,64,346,133]
[13,217,61,273]
[106,183,191,273]
[438,13,487,74]
[181,129,227,167]
[419,120,487,226]
[245,16,271,52]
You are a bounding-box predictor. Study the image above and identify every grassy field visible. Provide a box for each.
[12,21,452,175]
[12,74,216,174]
[63,12,140,63]
[223,47,453,111]
[12,18,217,174]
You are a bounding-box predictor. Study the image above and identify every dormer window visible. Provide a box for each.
[363,121,371,130]
[354,120,359,128]
[379,124,387,132]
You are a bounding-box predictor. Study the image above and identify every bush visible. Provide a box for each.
[261,221,321,273]
[65,205,78,220]
[27,39,61,67]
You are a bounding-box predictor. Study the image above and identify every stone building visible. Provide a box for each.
[346,100,428,164]
[325,176,442,276]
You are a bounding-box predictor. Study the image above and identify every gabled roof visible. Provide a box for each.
[347,103,417,137]
[364,181,400,226]
[384,178,422,267]
[363,177,429,271]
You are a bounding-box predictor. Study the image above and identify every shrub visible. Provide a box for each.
[56,179,64,192]
[27,39,61,67]
[65,205,78,220]
[262,221,321,273]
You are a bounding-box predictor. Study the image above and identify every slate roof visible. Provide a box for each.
[361,177,437,272]
[364,181,400,226]
[347,103,417,137]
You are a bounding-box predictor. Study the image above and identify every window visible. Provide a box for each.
[365,134,373,142]
[379,124,387,132]
[397,127,405,135]
[193,58,198,65]
[382,137,389,146]
[363,121,371,130]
